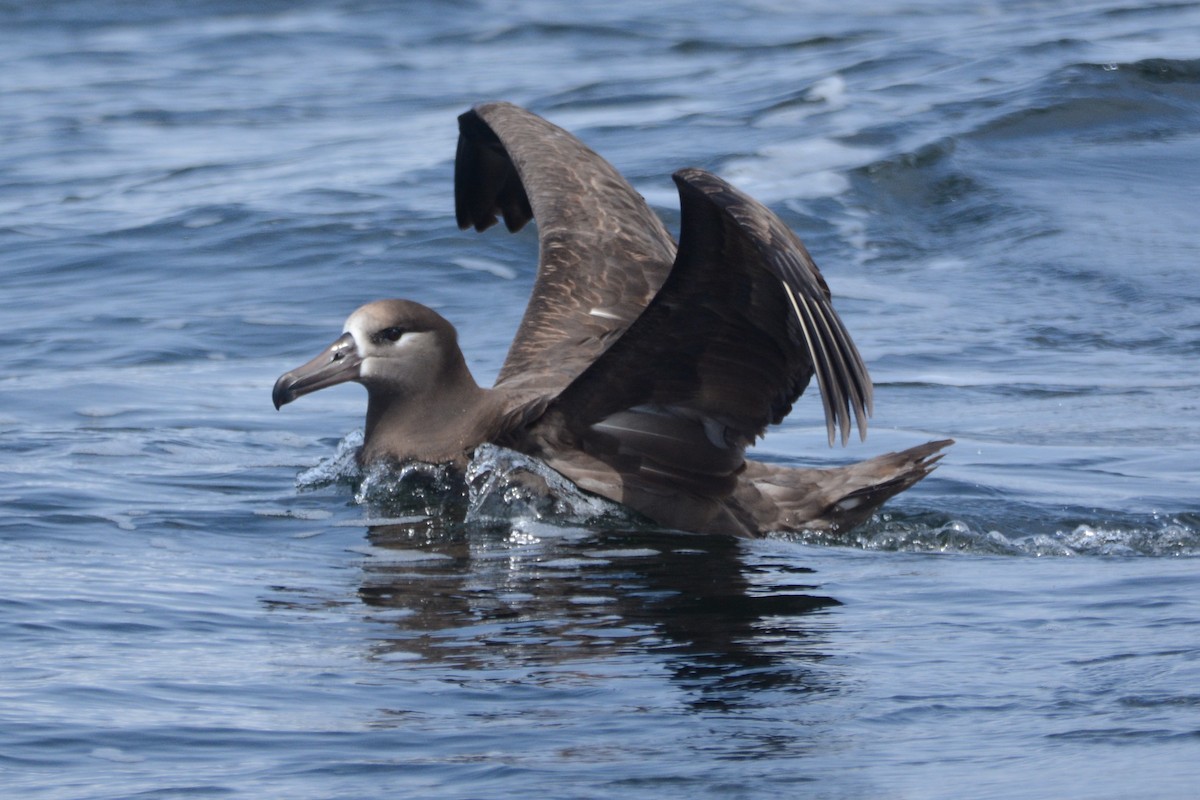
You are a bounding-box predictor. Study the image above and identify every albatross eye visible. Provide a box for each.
[375,326,406,344]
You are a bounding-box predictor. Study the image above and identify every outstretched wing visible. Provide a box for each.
[539,168,873,502]
[455,102,677,396]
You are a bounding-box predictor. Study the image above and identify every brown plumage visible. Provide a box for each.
[273,102,951,537]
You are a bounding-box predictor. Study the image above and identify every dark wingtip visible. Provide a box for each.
[455,104,533,234]
[454,109,486,231]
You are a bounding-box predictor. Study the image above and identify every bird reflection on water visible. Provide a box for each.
[355,512,839,710]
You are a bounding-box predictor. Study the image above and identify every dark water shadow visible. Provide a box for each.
[356,516,840,710]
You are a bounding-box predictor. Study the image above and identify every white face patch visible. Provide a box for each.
[357,330,438,381]
[386,330,432,349]
[343,315,374,358]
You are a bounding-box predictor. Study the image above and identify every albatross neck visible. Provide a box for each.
[358,354,501,466]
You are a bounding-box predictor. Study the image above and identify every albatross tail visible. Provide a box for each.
[733,439,953,535]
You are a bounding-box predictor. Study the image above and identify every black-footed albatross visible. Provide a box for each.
[273,101,951,537]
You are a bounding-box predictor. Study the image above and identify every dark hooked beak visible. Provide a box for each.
[273,332,362,409]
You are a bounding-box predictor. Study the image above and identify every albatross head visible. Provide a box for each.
[272,299,465,410]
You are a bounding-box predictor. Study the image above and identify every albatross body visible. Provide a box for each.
[273,102,951,537]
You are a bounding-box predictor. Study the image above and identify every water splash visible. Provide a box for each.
[295,430,364,490]
[1055,520,1200,558]
[291,436,1198,556]
[356,459,466,518]
[465,444,632,527]
[294,436,631,529]
[784,513,1200,557]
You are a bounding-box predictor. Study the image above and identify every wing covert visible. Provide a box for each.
[454,102,677,396]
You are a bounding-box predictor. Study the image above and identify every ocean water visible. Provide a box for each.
[3,1,1200,798]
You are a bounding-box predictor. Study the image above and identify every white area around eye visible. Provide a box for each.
[358,331,434,379]
[391,330,432,350]
[344,318,370,357]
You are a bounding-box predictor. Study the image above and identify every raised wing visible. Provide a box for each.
[455,102,677,396]
[540,168,873,500]
[675,168,874,447]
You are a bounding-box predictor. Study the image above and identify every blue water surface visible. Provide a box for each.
[3,1,1199,798]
